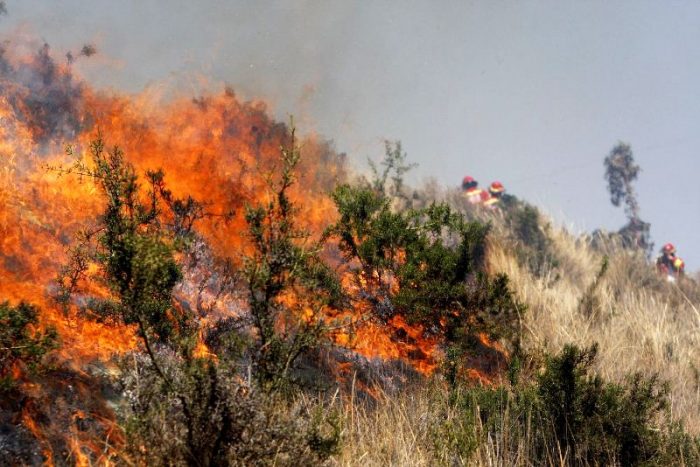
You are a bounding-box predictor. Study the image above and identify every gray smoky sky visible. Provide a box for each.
[3,1,700,268]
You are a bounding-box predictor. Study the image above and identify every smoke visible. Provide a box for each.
[66,43,98,64]
[0,35,347,308]
[0,42,91,146]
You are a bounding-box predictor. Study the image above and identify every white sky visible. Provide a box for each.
[3,0,700,268]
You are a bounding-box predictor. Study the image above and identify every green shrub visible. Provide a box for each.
[55,133,343,465]
[0,301,58,392]
[436,343,700,466]
[243,127,344,391]
[326,147,524,370]
[506,202,559,277]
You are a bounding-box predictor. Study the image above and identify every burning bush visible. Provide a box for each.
[0,301,59,463]
[242,127,345,391]
[326,145,523,383]
[55,136,201,355]
[0,301,58,392]
[52,131,342,465]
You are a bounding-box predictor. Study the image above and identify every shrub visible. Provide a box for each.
[536,344,678,465]
[436,343,700,466]
[0,301,58,392]
[57,134,342,465]
[121,353,340,466]
[328,182,523,344]
[57,137,201,354]
[243,127,344,390]
[0,301,58,464]
[505,202,559,278]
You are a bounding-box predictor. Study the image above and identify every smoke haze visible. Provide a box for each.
[2,0,699,267]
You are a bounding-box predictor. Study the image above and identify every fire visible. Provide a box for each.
[193,339,217,360]
[0,45,342,363]
[0,39,509,462]
[334,314,441,376]
[330,271,441,376]
[21,403,53,465]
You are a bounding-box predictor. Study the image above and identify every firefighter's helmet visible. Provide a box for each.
[462,176,477,190]
[662,243,676,255]
[489,181,505,194]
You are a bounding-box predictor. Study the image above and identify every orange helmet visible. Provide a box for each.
[662,243,676,255]
[489,181,505,194]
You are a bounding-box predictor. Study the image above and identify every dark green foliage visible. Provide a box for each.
[537,344,671,465]
[657,422,700,466]
[57,138,201,353]
[577,256,609,317]
[306,404,342,458]
[431,380,541,464]
[243,127,344,390]
[436,343,700,466]
[506,202,559,277]
[0,302,59,467]
[0,301,58,391]
[328,182,524,339]
[327,144,523,383]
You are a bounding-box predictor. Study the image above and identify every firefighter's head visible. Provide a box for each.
[462,176,477,191]
[489,181,505,198]
[662,243,676,257]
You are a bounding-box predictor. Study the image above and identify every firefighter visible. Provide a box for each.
[462,176,486,205]
[483,181,505,209]
[656,243,676,274]
[656,243,684,280]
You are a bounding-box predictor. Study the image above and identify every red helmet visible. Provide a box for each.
[662,243,676,255]
[489,181,505,194]
[462,176,478,190]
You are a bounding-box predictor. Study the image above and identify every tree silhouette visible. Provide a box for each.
[603,142,652,254]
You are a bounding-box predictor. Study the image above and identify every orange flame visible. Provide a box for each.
[0,41,509,460]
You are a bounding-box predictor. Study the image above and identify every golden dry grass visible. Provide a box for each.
[330,389,434,466]
[488,223,700,434]
[332,206,700,465]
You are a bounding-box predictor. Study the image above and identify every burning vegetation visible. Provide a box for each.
[1,38,699,466]
[0,39,521,464]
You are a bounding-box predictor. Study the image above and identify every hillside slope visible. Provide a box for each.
[332,194,700,466]
[488,216,700,433]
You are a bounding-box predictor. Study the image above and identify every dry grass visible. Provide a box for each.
[332,208,700,465]
[488,223,700,433]
[329,387,434,466]
[330,382,584,466]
